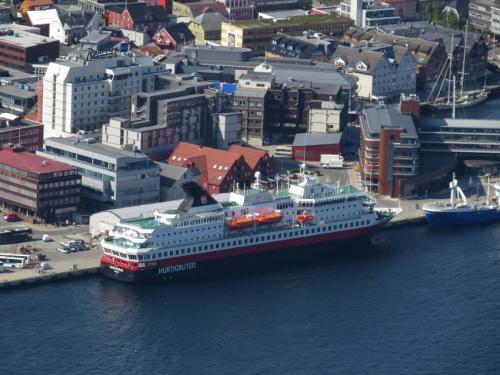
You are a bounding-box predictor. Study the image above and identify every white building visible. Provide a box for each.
[340,0,400,27]
[331,45,416,102]
[37,136,161,208]
[308,100,345,133]
[215,112,242,149]
[42,55,168,139]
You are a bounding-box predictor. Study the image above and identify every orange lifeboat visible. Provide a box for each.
[255,212,284,225]
[297,212,314,222]
[227,216,255,230]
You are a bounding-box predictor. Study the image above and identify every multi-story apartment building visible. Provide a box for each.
[38,137,160,209]
[0,145,81,221]
[221,14,354,55]
[491,2,500,35]
[42,55,168,139]
[469,0,500,33]
[0,118,43,152]
[359,104,419,197]
[343,27,447,85]
[379,22,489,89]
[223,0,254,20]
[330,44,416,102]
[339,0,400,27]
[0,24,59,72]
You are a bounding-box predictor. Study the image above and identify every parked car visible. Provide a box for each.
[3,212,20,222]
[57,247,70,254]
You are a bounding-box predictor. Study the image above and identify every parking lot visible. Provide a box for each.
[0,220,101,283]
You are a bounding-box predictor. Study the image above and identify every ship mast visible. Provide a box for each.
[460,20,468,98]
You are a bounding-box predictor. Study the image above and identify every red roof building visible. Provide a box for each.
[106,4,170,32]
[152,23,195,51]
[228,144,275,176]
[167,142,253,194]
[0,146,81,222]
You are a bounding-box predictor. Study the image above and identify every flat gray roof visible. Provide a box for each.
[420,118,500,130]
[361,105,417,138]
[0,85,37,99]
[45,136,151,160]
[293,132,342,146]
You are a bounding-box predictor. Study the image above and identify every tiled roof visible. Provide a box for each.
[0,148,75,174]
[228,144,268,170]
[168,142,242,186]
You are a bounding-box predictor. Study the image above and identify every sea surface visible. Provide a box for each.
[1,224,500,375]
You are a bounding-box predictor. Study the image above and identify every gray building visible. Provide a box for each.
[419,118,500,156]
[158,163,201,201]
[37,137,160,209]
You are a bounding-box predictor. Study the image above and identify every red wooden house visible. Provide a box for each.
[106,3,170,32]
[167,142,253,194]
[228,144,275,176]
[152,23,195,51]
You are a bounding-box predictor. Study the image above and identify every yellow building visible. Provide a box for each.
[221,14,354,55]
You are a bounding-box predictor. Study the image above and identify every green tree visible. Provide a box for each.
[298,0,312,10]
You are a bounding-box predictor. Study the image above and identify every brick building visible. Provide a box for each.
[228,144,275,175]
[0,145,81,221]
[292,132,341,162]
[359,105,419,197]
[0,116,43,152]
[0,26,59,72]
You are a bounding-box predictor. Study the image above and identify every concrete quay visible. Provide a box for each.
[0,225,101,290]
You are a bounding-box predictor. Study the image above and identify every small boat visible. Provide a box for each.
[297,212,314,223]
[227,216,255,230]
[255,212,283,225]
[422,174,500,226]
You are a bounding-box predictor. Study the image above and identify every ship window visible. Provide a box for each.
[170,251,173,256]
[152,254,156,259]
[204,245,208,250]
[261,236,265,241]
[272,235,276,240]
[238,240,242,245]
[278,234,281,239]
[250,238,253,243]
[199,246,202,251]
[283,233,287,238]
[311,229,315,233]
[300,231,304,235]
[138,255,144,260]
[221,242,225,248]
[130,255,137,260]
[210,244,213,249]
[216,243,219,249]
[181,249,185,254]
[233,241,236,246]
[267,236,270,240]
[306,230,310,234]
[356,221,359,226]
[244,239,248,244]
[350,223,354,227]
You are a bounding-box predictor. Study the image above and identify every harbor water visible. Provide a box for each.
[1,224,500,375]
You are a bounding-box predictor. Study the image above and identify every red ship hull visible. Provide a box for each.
[100,223,385,283]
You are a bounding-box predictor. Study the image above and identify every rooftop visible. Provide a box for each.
[293,132,342,146]
[361,105,418,138]
[44,136,152,160]
[0,24,57,48]
[419,118,500,130]
[0,85,37,99]
[227,14,349,29]
[0,147,75,174]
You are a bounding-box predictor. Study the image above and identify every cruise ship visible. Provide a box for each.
[100,171,398,282]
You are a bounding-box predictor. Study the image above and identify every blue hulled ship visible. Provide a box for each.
[423,175,500,226]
